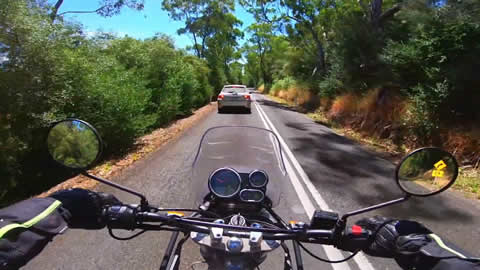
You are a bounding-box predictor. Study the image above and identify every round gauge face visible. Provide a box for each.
[209,168,241,198]
[249,170,268,188]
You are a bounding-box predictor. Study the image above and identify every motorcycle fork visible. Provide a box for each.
[159,232,190,270]
[266,208,304,270]
[159,231,180,270]
[292,241,304,270]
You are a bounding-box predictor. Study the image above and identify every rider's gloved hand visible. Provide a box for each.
[50,188,121,229]
[355,216,432,258]
[355,216,480,269]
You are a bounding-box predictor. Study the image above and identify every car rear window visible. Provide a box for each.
[223,87,246,93]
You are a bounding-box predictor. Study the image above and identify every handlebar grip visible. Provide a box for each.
[103,205,137,230]
[338,225,372,252]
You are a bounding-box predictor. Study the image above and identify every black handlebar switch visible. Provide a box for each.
[338,225,371,252]
[104,205,137,230]
[310,210,339,230]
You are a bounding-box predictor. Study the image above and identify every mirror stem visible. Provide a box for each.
[340,195,411,221]
[82,172,149,210]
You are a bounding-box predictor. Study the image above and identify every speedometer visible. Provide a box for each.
[208,168,242,198]
[249,170,268,188]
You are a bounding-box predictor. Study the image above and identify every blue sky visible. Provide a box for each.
[57,0,255,49]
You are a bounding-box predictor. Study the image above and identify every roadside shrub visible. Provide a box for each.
[287,86,314,107]
[381,13,480,125]
[258,84,265,93]
[184,56,213,108]
[69,53,154,150]
[408,81,450,138]
[271,77,297,95]
[328,93,358,120]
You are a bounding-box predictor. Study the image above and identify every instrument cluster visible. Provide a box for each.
[208,168,269,203]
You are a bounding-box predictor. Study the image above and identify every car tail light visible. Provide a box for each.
[244,95,251,100]
[218,94,224,100]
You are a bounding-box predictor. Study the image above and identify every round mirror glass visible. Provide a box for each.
[396,147,458,196]
[47,119,102,169]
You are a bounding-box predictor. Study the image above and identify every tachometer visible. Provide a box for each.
[249,170,268,188]
[208,168,242,198]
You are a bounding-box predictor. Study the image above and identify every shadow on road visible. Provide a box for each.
[258,99,304,113]
[262,98,475,224]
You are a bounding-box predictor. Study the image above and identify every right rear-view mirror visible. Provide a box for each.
[395,147,458,197]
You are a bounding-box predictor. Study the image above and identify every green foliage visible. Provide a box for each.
[271,77,297,95]
[242,0,479,138]
[0,0,213,205]
[407,81,450,138]
[381,3,480,134]
[318,62,344,98]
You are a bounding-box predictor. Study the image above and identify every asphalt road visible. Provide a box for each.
[25,94,480,270]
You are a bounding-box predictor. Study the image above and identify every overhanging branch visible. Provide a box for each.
[57,5,108,16]
[378,5,401,24]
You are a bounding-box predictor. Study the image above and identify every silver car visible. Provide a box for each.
[217,85,252,113]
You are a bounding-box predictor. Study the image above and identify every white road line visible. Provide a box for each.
[254,98,376,270]
[254,101,351,270]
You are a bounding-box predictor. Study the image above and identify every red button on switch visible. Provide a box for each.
[352,225,363,235]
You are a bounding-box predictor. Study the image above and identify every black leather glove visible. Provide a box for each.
[355,216,480,270]
[50,188,121,229]
[355,216,432,258]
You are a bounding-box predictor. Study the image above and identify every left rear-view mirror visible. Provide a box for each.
[47,119,102,170]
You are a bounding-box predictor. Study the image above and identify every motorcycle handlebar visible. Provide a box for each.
[103,205,372,251]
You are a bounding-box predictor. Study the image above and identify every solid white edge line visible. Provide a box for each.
[254,101,351,270]
[254,98,376,270]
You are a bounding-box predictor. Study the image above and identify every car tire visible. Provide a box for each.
[246,108,251,114]
[218,108,223,113]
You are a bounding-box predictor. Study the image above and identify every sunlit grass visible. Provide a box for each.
[100,162,113,174]
[267,94,290,105]
[454,168,480,199]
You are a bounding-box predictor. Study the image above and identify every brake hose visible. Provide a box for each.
[296,241,359,263]
[108,228,148,240]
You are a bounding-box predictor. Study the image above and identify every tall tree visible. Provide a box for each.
[242,0,338,74]
[247,23,274,86]
[162,0,243,91]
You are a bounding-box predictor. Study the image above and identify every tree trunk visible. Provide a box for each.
[50,0,64,21]
[192,32,201,58]
[306,23,326,74]
[370,0,401,30]
[371,0,383,29]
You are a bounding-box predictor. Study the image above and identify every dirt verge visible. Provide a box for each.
[37,103,216,197]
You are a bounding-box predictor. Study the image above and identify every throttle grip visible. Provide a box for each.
[103,205,137,230]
